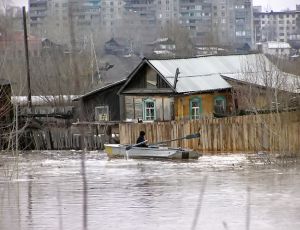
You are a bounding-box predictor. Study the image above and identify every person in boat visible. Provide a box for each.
[136,131,148,147]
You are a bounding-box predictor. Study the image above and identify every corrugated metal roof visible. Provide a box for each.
[148,54,274,93]
[223,72,300,93]
[149,54,294,93]
[164,74,231,93]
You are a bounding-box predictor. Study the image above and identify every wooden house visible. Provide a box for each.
[118,54,300,122]
[74,80,126,122]
[104,38,129,56]
[73,54,299,124]
[118,57,233,121]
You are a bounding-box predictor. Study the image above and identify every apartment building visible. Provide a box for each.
[123,0,159,43]
[27,0,253,51]
[2,6,23,32]
[156,0,180,27]
[29,0,101,46]
[28,0,48,35]
[179,0,253,48]
[229,0,253,48]
[253,7,300,43]
[178,0,212,44]
[100,0,124,36]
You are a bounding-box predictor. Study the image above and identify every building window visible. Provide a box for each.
[189,97,202,120]
[235,5,244,9]
[236,31,246,36]
[95,106,109,121]
[143,99,156,121]
[214,96,226,114]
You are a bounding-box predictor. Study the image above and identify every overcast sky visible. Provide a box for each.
[253,0,299,11]
[12,0,300,11]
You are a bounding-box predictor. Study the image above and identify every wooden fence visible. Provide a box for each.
[18,122,119,151]
[119,111,300,155]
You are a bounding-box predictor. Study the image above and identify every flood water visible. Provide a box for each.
[0,151,300,230]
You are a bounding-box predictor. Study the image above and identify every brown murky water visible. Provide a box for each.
[0,151,299,230]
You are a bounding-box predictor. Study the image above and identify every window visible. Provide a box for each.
[214,96,226,114]
[143,99,156,121]
[236,18,245,24]
[95,106,109,121]
[236,31,246,36]
[189,97,202,120]
[235,5,244,9]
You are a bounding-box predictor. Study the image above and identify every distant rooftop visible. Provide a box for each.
[265,41,291,49]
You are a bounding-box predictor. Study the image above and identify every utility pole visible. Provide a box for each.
[22,6,32,110]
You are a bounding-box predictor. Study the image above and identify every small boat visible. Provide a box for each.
[104,144,199,160]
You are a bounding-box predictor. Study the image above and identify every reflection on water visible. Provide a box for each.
[0,151,300,230]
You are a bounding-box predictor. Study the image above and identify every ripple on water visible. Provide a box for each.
[0,151,300,230]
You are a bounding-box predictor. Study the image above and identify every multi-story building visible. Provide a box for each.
[156,0,179,28]
[28,0,253,51]
[123,0,159,43]
[229,0,253,48]
[178,0,253,48]
[178,0,212,45]
[29,0,101,47]
[100,0,124,37]
[4,6,23,31]
[253,7,300,43]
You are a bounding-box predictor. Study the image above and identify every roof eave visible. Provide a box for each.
[73,79,126,101]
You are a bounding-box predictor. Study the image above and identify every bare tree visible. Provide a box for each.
[231,54,300,159]
[160,22,195,57]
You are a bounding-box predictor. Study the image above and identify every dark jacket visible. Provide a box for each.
[136,135,148,147]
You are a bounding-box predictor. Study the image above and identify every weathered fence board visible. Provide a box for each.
[18,123,119,151]
[119,111,300,155]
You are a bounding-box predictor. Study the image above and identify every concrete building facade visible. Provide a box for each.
[29,0,101,47]
[178,0,253,48]
[28,0,253,50]
[253,8,300,43]
[156,0,180,28]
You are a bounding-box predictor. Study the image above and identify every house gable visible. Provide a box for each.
[119,59,174,95]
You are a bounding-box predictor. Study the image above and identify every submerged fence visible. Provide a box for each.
[119,111,300,155]
[16,122,119,151]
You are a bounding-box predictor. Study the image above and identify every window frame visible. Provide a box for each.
[95,105,109,121]
[189,97,202,120]
[214,96,226,114]
[143,98,156,121]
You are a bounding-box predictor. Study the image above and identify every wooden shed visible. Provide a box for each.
[74,79,126,122]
